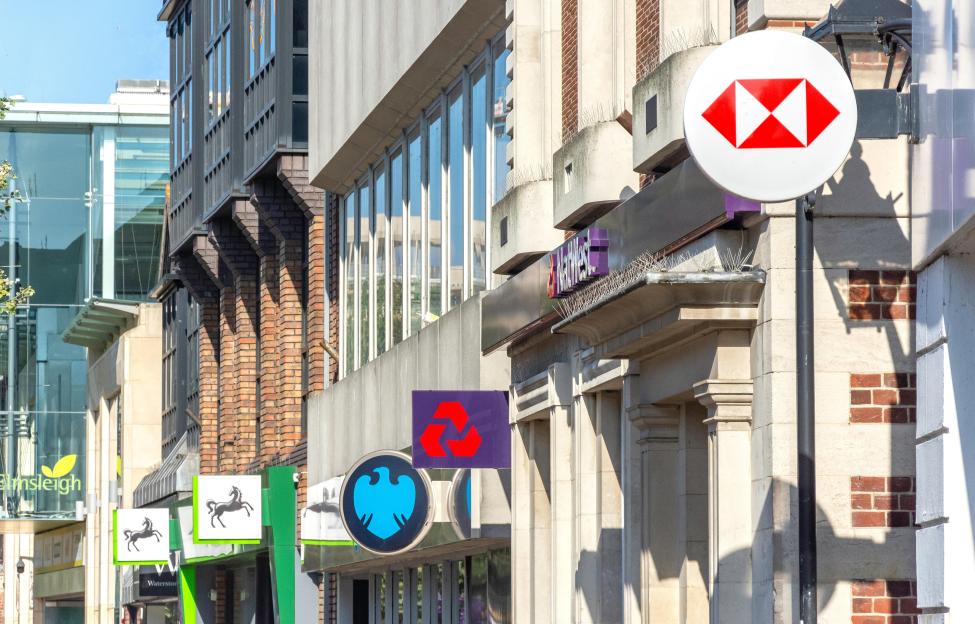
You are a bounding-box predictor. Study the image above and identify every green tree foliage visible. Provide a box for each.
[0,97,34,313]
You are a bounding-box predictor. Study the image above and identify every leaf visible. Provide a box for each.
[40,465,54,478]
[116,455,122,477]
[50,454,77,478]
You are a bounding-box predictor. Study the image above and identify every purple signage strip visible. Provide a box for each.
[547,226,609,298]
[412,391,510,469]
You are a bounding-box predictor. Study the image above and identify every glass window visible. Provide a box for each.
[374,166,387,356]
[248,0,257,78]
[343,194,355,375]
[426,112,443,318]
[293,0,308,48]
[0,129,90,305]
[224,32,231,109]
[336,34,510,376]
[471,65,488,294]
[258,0,267,67]
[358,182,371,365]
[390,149,405,345]
[407,133,423,335]
[447,87,465,308]
[269,0,276,56]
[493,42,512,202]
[206,52,214,122]
[110,126,168,300]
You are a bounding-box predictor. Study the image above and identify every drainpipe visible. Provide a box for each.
[796,192,817,624]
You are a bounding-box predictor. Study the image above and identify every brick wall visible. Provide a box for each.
[561,0,578,142]
[636,0,660,80]
[851,476,915,528]
[851,579,919,623]
[850,373,916,424]
[848,270,916,321]
[735,0,748,34]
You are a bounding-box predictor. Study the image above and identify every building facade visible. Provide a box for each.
[0,85,168,624]
[294,0,919,623]
[139,0,324,623]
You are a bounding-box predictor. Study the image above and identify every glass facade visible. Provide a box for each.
[0,120,166,519]
[339,35,510,376]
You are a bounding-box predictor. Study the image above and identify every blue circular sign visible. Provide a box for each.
[449,469,472,539]
[340,451,433,555]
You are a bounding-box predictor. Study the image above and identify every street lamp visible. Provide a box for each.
[804,0,913,90]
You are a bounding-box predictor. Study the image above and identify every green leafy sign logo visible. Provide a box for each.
[40,454,77,479]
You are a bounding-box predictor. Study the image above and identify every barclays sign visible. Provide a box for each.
[547,227,609,298]
[340,451,433,555]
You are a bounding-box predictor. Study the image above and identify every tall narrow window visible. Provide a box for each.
[447,87,465,308]
[344,194,355,375]
[493,41,512,202]
[269,0,276,56]
[224,32,231,109]
[407,133,423,334]
[471,65,488,294]
[374,166,387,355]
[358,182,371,364]
[390,149,405,344]
[426,112,443,318]
[248,0,257,78]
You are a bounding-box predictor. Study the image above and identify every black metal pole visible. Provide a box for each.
[797,192,817,623]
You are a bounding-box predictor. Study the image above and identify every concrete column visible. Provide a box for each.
[574,391,623,624]
[551,399,574,624]
[511,420,551,623]
[694,379,754,624]
[576,0,631,122]
[628,404,682,623]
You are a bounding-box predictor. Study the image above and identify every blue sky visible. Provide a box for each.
[0,0,168,104]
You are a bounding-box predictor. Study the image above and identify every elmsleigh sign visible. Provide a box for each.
[547,227,609,299]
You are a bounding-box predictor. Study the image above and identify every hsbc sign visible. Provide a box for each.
[684,31,857,202]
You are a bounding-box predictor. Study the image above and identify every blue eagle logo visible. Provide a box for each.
[352,466,417,539]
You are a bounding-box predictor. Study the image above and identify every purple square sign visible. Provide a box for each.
[412,390,511,469]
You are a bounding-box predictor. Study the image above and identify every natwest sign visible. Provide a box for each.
[547,226,609,299]
[684,30,857,202]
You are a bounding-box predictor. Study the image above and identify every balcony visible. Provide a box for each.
[553,121,640,229]
[632,45,717,175]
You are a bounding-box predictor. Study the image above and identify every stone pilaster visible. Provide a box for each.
[694,378,754,624]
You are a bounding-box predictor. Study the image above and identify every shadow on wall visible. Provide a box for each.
[572,479,908,617]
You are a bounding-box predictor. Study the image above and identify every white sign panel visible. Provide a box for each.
[194,475,262,543]
[115,508,170,565]
[684,30,857,202]
[177,505,232,560]
[301,476,352,544]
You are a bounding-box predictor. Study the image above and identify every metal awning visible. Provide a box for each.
[133,432,198,508]
[61,297,141,351]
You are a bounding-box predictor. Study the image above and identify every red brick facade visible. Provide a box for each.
[851,579,919,623]
[851,476,915,528]
[848,270,917,321]
[735,0,748,35]
[636,0,660,80]
[850,373,917,424]
[561,0,578,142]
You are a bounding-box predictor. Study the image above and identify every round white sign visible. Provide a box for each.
[683,30,857,203]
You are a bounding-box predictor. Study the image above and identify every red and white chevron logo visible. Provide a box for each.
[701,78,840,149]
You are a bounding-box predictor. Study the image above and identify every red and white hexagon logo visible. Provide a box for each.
[684,31,857,202]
